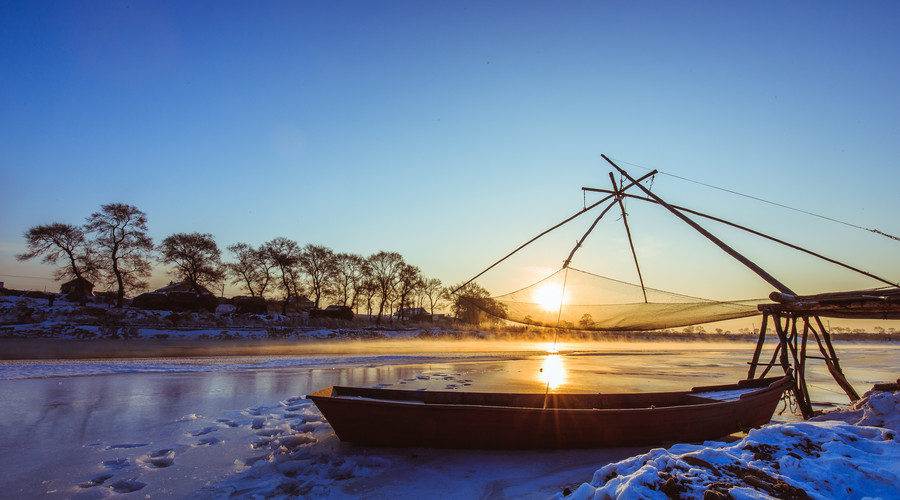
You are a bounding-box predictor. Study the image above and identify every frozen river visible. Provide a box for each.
[0,340,897,498]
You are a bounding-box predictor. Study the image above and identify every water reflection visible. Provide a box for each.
[539,354,566,390]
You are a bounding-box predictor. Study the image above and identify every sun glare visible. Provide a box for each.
[539,354,566,390]
[533,283,565,312]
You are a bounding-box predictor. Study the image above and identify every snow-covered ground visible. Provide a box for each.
[0,294,436,341]
[559,389,900,500]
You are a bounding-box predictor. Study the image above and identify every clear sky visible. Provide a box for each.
[2,1,899,310]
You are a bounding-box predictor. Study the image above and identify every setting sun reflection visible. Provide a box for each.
[539,354,566,390]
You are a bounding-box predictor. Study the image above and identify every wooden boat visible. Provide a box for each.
[307,372,793,449]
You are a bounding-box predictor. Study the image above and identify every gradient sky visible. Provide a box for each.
[2,1,899,312]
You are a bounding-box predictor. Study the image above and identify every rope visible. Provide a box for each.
[610,157,900,243]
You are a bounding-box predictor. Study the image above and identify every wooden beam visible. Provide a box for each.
[453,170,657,295]
[747,312,770,379]
[602,155,796,295]
[584,187,900,289]
[609,172,648,303]
[562,199,618,269]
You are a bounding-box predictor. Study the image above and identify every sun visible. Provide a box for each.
[533,283,565,311]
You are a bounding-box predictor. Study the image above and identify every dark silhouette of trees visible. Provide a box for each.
[333,252,366,309]
[18,207,464,320]
[225,242,272,297]
[394,264,422,320]
[367,251,404,323]
[262,237,303,314]
[158,232,224,292]
[421,277,444,318]
[17,223,96,282]
[358,276,378,317]
[447,281,506,325]
[85,203,154,307]
[298,244,337,309]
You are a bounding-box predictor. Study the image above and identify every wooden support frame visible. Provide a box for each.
[749,306,863,419]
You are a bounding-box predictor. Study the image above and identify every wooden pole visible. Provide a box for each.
[602,155,795,295]
[772,313,814,418]
[562,198,619,269]
[812,316,860,401]
[610,173,648,303]
[452,170,657,295]
[583,188,899,289]
[747,312,770,379]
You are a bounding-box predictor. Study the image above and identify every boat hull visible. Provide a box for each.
[307,374,792,449]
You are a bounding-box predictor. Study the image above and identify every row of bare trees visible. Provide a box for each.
[224,240,448,321]
[18,202,499,323]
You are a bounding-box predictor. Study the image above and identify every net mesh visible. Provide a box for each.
[491,267,762,331]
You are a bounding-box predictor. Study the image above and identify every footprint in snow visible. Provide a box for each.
[256,428,284,437]
[291,422,319,433]
[108,478,146,493]
[251,438,272,449]
[78,473,113,488]
[139,449,175,468]
[238,453,271,467]
[107,443,148,450]
[102,458,129,470]
[196,436,222,446]
[190,426,219,436]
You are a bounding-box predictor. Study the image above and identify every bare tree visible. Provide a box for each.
[358,276,378,317]
[298,244,337,309]
[17,222,96,282]
[262,237,303,314]
[333,253,366,309]
[394,264,422,321]
[225,242,272,297]
[367,251,404,324]
[158,232,224,292]
[84,203,154,307]
[421,277,445,318]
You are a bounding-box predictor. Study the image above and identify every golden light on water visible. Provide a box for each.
[539,354,566,390]
[533,283,565,312]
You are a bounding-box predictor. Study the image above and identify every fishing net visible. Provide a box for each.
[491,267,762,331]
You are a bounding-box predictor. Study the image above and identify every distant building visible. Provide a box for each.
[60,277,94,301]
[131,281,218,312]
[156,281,214,295]
[394,307,431,320]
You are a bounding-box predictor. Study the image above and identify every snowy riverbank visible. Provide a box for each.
[558,388,900,500]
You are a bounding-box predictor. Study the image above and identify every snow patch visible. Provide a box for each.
[558,390,900,500]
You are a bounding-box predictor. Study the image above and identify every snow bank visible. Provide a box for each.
[559,390,900,500]
[0,294,444,341]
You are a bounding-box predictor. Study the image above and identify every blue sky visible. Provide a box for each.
[2,1,899,305]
